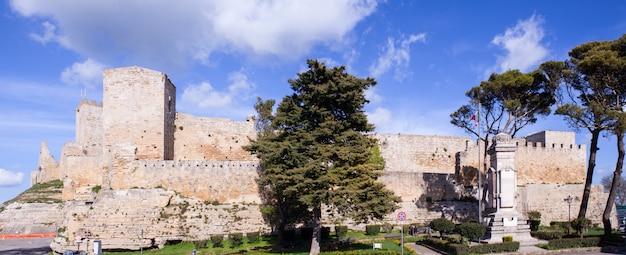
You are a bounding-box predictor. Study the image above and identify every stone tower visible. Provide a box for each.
[102,66,176,160]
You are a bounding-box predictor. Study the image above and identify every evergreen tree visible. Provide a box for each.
[552,35,626,235]
[246,59,400,255]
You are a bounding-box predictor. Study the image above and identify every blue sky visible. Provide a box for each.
[1,0,626,204]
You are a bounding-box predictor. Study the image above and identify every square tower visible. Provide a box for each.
[102,66,176,160]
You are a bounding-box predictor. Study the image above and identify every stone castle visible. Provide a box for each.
[0,66,616,252]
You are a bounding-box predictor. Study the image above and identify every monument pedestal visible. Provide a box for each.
[482,133,538,245]
[483,209,536,245]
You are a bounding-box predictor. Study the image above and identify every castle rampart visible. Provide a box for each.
[15,66,615,253]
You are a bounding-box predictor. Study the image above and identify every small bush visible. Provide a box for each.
[365,225,381,235]
[502,236,513,242]
[91,185,102,193]
[571,217,592,237]
[381,222,394,233]
[445,234,465,244]
[192,240,207,249]
[531,231,563,240]
[548,237,600,249]
[230,232,243,247]
[430,218,455,237]
[458,222,486,241]
[449,241,520,254]
[210,235,223,247]
[246,231,259,243]
[335,225,348,237]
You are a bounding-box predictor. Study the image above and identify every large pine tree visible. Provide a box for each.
[246,59,400,255]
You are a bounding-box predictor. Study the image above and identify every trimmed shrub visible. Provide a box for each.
[445,234,465,244]
[448,241,520,254]
[531,231,563,240]
[502,236,513,242]
[335,225,348,237]
[458,222,486,241]
[210,235,223,247]
[230,233,243,247]
[192,240,208,249]
[246,231,259,243]
[571,217,592,237]
[548,237,600,249]
[430,218,455,237]
[365,224,381,235]
[381,222,394,233]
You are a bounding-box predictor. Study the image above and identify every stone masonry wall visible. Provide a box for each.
[173,113,256,161]
[75,100,103,152]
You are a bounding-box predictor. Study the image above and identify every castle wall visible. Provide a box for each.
[104,159,261,203]
[515,142,586,185]
[75,100,103,153]
[174,113,256,161]
[376,134,473,174]
[103,67,174,160]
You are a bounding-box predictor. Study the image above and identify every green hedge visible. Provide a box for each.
[448,241,520,255]
[247,231,259,243]
[210,235,224,247]
[335,225,348,237]
[230,232,243,247]
[366,225,381,235]
[531,231,563,240]
[422,237,519,254]
[548,237,600,249]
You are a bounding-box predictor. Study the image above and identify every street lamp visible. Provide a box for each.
[566,195,573,221]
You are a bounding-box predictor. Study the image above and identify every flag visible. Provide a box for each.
[471,112,478,127]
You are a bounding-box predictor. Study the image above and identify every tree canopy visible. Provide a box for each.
[550,34,626,236]
[246,59,400,255]
[450,68,558,139]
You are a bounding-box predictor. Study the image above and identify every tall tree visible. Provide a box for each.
[554,35,626,225]
[246,97,311,245]
[450,67,558,209]
[247,59,400,255]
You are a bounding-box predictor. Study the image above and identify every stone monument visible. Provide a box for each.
[483,133,536,244]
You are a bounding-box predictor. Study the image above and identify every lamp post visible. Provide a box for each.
[566,195,573,221]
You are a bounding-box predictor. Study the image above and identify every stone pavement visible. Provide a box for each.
[405,242,622,255]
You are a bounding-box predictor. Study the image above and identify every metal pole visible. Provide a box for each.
[140,229,143,255]
[401,223,404,255]
[477,103,482,224]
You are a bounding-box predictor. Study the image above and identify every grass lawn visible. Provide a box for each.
[102,233,419,255]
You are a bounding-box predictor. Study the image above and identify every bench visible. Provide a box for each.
[373,243,382,249]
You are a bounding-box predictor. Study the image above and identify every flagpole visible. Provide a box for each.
[477,103,482,224]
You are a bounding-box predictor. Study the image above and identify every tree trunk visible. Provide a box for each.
[579,129,601,218]
[277,199,287,246]
[309,206,322,255]
[603,132,624,236]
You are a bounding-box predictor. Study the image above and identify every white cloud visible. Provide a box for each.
[60,59,106,88]
[10,0,379,68]
[182,70,255,109]
[369,33,426,80]
[30,21,58,44]
[0,168,24,187]
[490,14,548,73]
[367,107,391,126]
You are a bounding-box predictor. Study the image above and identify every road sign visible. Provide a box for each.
[397,211,406,221]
